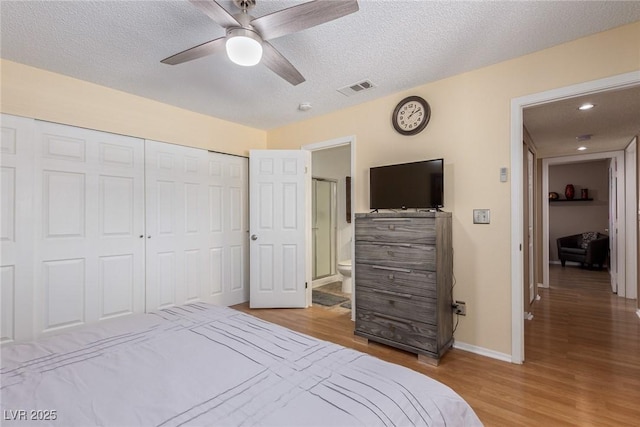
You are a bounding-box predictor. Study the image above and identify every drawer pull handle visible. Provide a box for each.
[375,313,411,324]
[372,265,412,273]
[372,289,413,299]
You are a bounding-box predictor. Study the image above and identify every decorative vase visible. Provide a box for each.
[581,188,589,199]
[565,184,575,200]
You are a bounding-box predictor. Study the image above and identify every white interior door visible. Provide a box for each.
[609,158,618,294]
[624,138,637,300]
[1,115,35,343]
[527,150,535,303]
[33,121,145,336]
[249,150,310,308]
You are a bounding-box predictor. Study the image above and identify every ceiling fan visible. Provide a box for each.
[161,0,359,86]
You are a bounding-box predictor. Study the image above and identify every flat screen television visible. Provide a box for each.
[369,159,443,210]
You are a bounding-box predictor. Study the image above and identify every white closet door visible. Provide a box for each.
[145,140,208,310]
[1,115,35,343]
[207,152,248,306]
[145,141,249,310]
[34,122,145,336]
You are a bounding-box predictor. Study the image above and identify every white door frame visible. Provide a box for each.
[624,138,637,300]
[541,151,625,292]
[510,70,640,364]
[302,136,356,316]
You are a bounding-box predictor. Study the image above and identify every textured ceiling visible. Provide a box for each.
[524,85,640,158]
[2,1,640,131]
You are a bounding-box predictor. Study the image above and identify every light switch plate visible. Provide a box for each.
[473,209,490,224]
[500,167,508,182]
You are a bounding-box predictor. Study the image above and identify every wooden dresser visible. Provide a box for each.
[354,212,453,365]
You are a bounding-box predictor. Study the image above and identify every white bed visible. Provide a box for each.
[1,303,481,426]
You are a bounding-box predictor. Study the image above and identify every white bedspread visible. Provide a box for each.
[1,303,481,426]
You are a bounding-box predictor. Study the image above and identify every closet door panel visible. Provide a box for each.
[0,115,35,343]
[207,153,248,306]
[34,122,145,335]
[145,142,248,310]
[99,254,135,318]
[145,140,207,310]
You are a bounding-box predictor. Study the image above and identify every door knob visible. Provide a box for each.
[251,234,258,241]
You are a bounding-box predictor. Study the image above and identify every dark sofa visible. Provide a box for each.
[556,232,609,269]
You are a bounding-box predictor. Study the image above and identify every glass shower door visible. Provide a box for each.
[312,179,336,280]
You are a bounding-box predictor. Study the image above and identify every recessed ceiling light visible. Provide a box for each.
[577,146,587,151]
[298,102,312,112]
[578,103,595,110]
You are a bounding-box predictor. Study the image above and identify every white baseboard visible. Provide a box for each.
[312,275,341,288]
[453,341,512,363]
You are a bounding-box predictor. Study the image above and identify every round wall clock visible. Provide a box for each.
[392,96,431,135]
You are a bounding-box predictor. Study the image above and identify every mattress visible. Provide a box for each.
[1,303,481,426]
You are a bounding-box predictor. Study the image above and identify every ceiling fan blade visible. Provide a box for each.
[261,42,305,86]
[251,0,359,41]
[161,37,226,65]
[188,0,240,29]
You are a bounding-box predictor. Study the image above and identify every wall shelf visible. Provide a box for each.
[549,198,593,203]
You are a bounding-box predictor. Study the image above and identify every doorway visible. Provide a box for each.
[302,137,355,316]
[542,154,622,293]
[510,71,640,363]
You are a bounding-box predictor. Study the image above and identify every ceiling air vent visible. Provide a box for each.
[337,80,376,97]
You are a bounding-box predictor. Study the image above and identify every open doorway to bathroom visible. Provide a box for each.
[303,138,354,314]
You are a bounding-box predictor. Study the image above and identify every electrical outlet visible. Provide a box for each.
[473,209,490,224]
[453,301,466,316]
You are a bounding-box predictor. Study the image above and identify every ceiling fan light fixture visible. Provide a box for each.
[226,28,263,66]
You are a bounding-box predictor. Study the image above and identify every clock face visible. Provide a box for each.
[392,96,431,135]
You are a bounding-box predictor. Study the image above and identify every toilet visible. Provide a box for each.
[337,260,352,293]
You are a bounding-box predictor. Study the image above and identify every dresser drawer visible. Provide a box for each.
[355,217,436,244]
[355,263,437,299]
[356,287,437,325]
[355,242,436,271]
[355,309,437,353]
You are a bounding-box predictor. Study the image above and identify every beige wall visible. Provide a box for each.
[266,22,640,355]
[549,160,610,261]
[0,60,266,156]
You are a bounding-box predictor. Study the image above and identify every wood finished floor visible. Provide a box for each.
[233,265,640,426]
